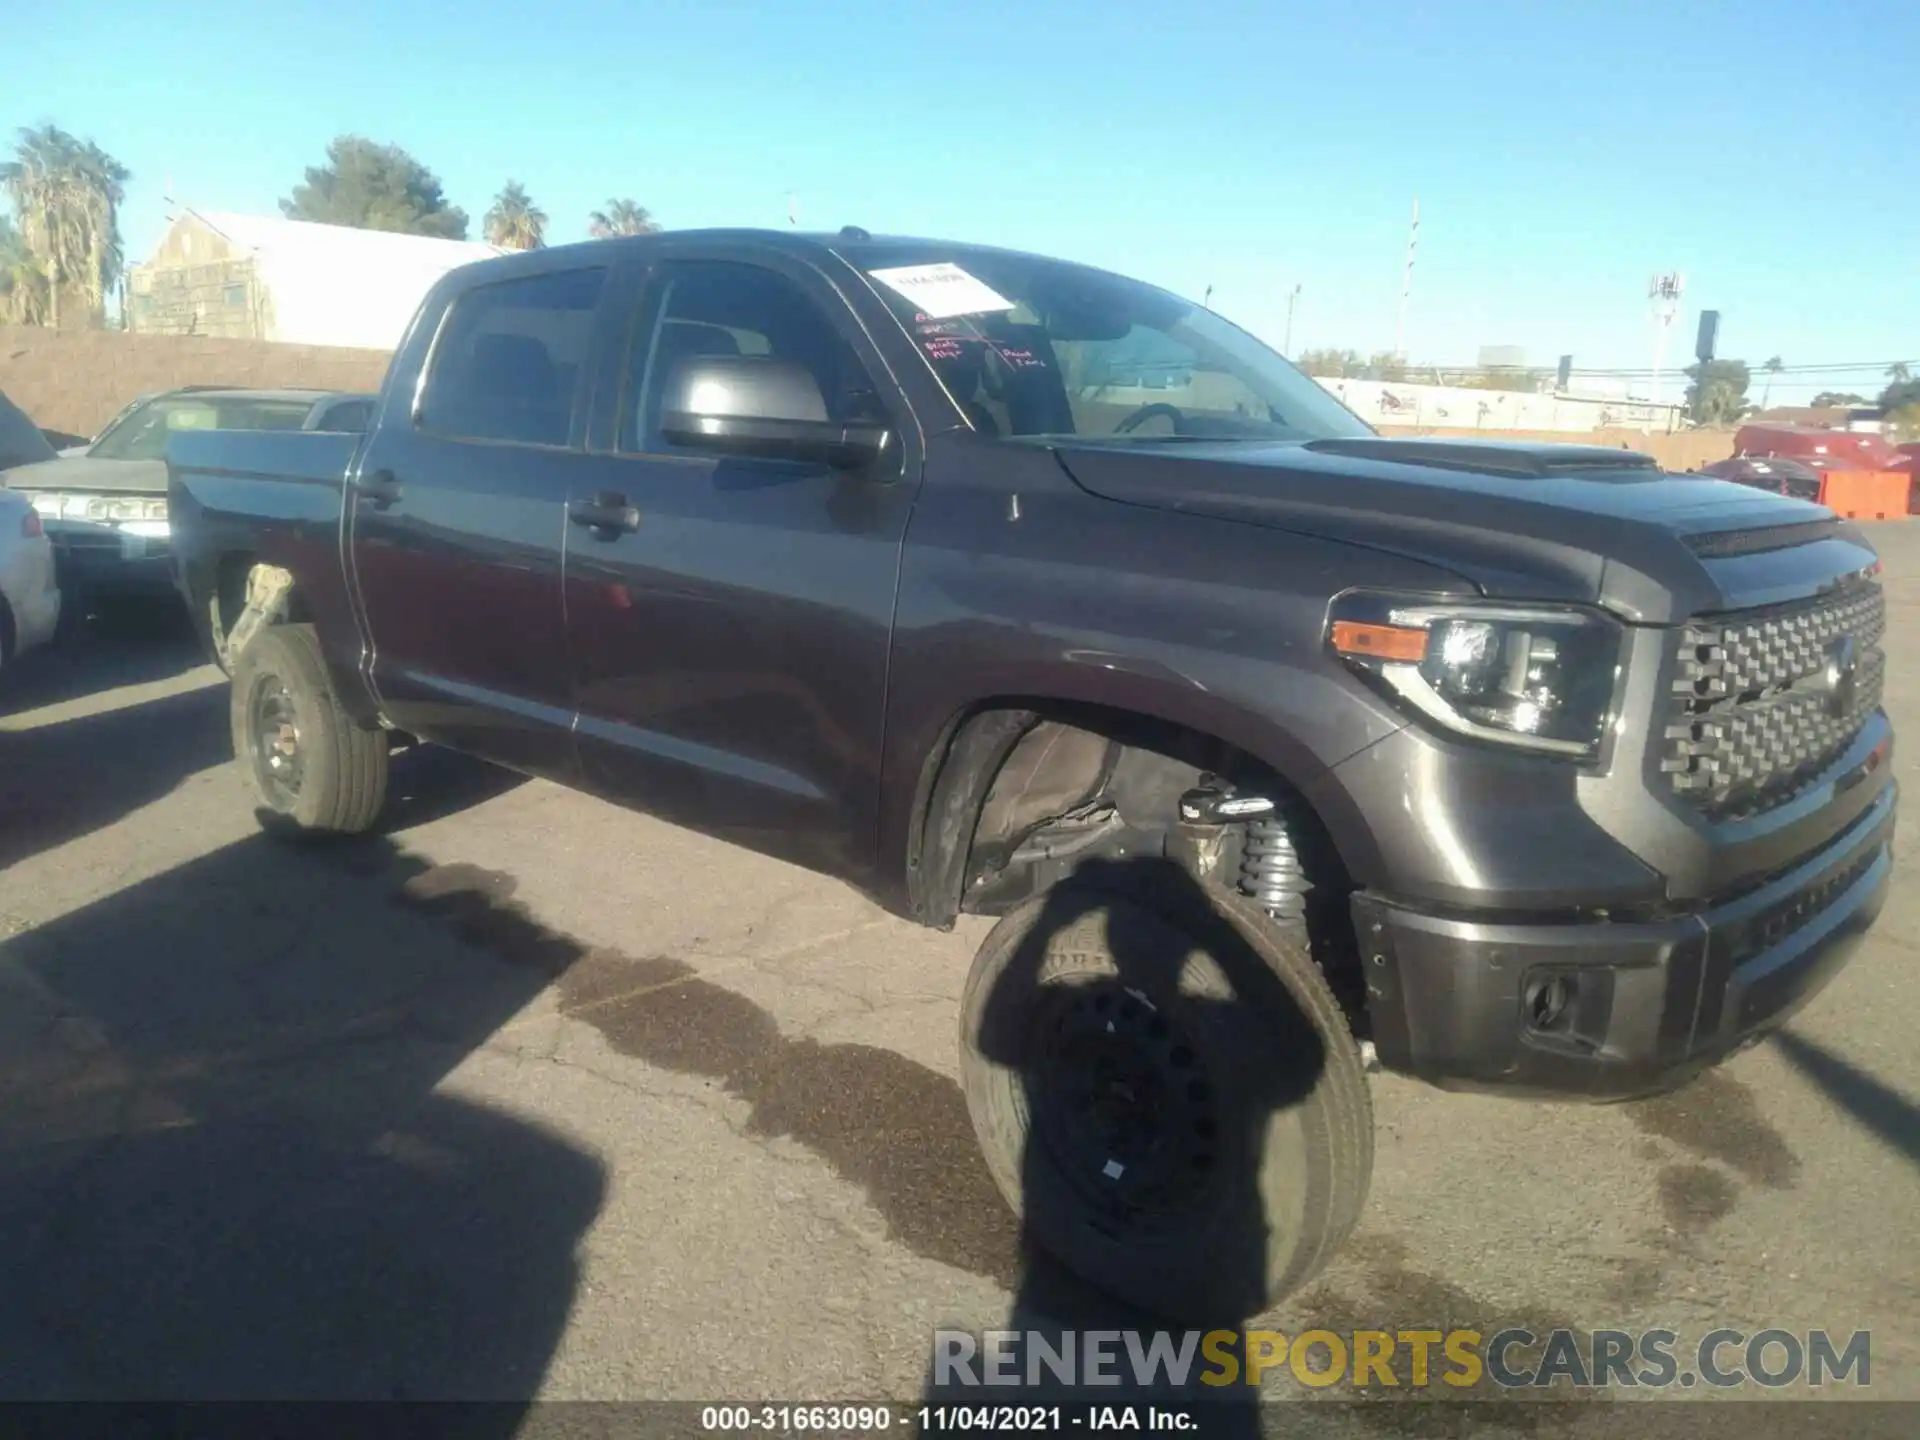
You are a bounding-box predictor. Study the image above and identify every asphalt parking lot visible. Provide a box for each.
[1,530,1917,1429]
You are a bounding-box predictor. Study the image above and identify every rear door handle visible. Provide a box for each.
[568,492,640,536]
[358,470,403,508]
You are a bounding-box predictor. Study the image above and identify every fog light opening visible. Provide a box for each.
[1525,974,1573,1033]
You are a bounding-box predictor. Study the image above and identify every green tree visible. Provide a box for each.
[1294,347,1362,378]
[280,136,469,239]
[0,124,130,328]
[1879,377,1920,410]
[1683,359,1753,425]
[1760,355,1784,407]
[587,198,659,238]
[1810,391,1866,407]
[1885,403,1920,443]
[484,180,547,251]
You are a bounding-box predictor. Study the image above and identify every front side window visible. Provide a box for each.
[89,396,316,460]
[317,400,373,433]
[420,267,607,447]
[623,262,882,454]
[858,249,1373,445]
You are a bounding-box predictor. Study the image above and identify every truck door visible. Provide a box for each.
[563,254,921,881]
[347,262,611,780]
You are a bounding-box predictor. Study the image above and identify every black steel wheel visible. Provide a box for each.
[246,672,306,811]
[960,863,1373,1322]
[228,622,388,834]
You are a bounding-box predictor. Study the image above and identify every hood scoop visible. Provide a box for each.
[1683,518,1842,559]
[1302,436,1662,479]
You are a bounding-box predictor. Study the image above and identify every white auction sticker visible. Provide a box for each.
[869,263,1016,320]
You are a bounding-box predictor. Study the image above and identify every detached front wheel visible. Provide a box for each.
[230,622,388,834]
[960,870,1373,1322]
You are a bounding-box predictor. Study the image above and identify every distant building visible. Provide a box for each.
[1750,404,1886,433]
[1477,344,1528,371]
[126,210,504,350]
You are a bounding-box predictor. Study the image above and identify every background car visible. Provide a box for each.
[1698,453,1826,500]
[0,387,376,613]
[0,486,61,672]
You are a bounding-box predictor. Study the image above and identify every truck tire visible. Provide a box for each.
[959,868,1373,1322]
[230,622,388,834]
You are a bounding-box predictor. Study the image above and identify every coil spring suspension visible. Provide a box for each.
[1177,784,1313,922]
[1241,812,1311,921]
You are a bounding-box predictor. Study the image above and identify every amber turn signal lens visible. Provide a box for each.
[1330,619,1428,663]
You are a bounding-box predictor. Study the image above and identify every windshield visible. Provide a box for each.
[89,396,316,461]
[858,249,1374,445]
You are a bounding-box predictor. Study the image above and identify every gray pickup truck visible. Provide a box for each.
[167,227,1896,1320]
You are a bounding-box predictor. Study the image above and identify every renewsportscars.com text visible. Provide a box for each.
[932,1327,1871,1391]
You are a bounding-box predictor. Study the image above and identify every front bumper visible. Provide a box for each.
[1354,776,1896,1100]
[50,528,178,598]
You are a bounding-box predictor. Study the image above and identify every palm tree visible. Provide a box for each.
[1888,362,1913,385]
[73,140,130,316]
[484,180,547,251]
[0,124,130,328]
[0,214,50,325]
[1761,355,1784,408]
[587,198,658,238]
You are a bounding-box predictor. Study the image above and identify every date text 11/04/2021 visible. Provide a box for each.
[700,1407,1197,1433]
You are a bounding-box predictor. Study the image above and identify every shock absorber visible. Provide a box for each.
[1177,786,1312,922]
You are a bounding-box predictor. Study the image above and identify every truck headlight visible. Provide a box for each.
[1327,593,1625,758]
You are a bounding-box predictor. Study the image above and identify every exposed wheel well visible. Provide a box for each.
[210,553,312,660]
[908,700,1364,1027]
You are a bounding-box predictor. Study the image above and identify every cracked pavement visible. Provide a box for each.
[1,528,1917,1421]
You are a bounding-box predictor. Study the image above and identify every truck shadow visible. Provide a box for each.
[1772,1028,1920,1170]
[1,680,524,872]
[0,827,604,1409]
[0,685,231,871]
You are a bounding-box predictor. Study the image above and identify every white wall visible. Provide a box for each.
[256,230,504,350]
[1314,378,1684,433]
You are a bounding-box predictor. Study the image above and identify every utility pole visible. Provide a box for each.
[1648,271,1684,411]
[1283,283,1302,357]
[1394,198,1419,359]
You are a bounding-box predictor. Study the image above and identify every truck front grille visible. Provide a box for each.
[1661,578,1886,820]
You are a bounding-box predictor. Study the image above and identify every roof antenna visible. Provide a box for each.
[839,225,871,241]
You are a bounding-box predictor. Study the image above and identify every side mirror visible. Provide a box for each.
[658,356,891,471]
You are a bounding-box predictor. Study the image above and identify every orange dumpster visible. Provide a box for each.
[1818,470,1911,521]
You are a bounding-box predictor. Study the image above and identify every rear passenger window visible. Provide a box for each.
[419,267,606,447]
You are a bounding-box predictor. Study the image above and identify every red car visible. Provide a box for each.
[1733,422,1904,472]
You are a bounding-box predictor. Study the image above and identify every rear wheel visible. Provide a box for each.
[959,868,1373,1321]
[230,622,388,833]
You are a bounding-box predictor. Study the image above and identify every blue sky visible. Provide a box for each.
[10,0,1917,399]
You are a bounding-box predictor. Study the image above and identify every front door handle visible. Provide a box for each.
[358,469,403,508]
[568,492,641,536]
